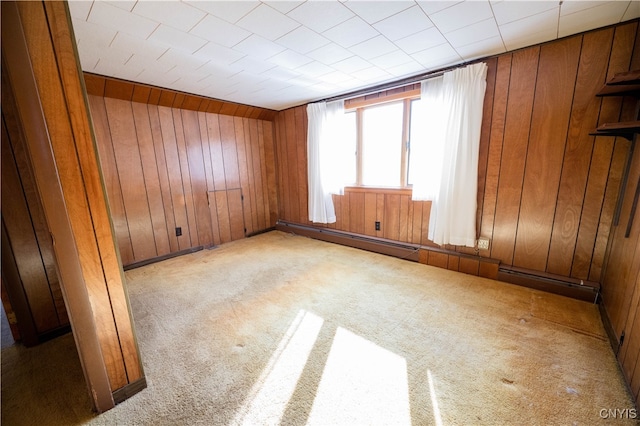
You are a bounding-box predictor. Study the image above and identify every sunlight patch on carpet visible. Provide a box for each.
[306,327,411,425]
[428,369,443,426]
[231,309,323,426]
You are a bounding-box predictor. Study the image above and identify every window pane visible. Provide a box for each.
[408,98,425,185]
[362,102,403,187]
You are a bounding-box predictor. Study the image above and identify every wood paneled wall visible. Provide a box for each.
[88,96,278,266]
[85,73,277,122]
[2,75,69,342]
[274,21,639,283]
[3,0,145,410]
[602,141,640,406]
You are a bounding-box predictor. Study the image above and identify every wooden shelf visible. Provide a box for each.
[607,70,640,85]
[590,121,640,140]
[596,70,640,96]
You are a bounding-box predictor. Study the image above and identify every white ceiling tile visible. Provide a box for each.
[351,66,392,83]
[265,1,305,14]
[349,36,397,60]
[369,50,414,69]
[277,27,331,54]
[132,1,206,32]
[318,70,355,84]
[287,1,355,32]
[127,53,178,74]
[190,15,251,48]
[429,1,494,33]
[386,60,425,77]
[103,1,137,12]
[288,75,320,88]
[416,1,462,15]
[194,42,246,65]
[236,4,301,41]
[109,31,169,60]
[323,16,378,48]
[332,56,373,73]
[455,35,506,60]
[492,1,559,25]
[307,42,354,64]
[395,27,447,54]
[233,35,285,60]
[411,43,462,69]
[373,5,433,41]
[343,1,414,24]
[157,48,210,71]
[149,24,208,53]
[560,0,612,16]
[76,47,100,70]
[260,66,301,81]
[444,18,500,48]
[88,1,159,39]
[232,57,278,74]
[499,8,559,51]
[185,1,260,24]
[268,49,313,69]
[71,18,117,49]
[623,1,640,20]
[297,61,335,78]
[68,1,93,21]
[559,1,630,37]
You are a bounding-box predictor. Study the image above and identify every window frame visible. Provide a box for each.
[344,87,421,189]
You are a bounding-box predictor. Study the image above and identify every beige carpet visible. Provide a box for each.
[2,231,636,425]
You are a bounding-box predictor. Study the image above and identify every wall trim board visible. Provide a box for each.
[497,266,600,302]
[276,220,605,302]
[275,220,501,277]
[123,246,204,271]
[112,377,147,405]
[84,73,277,122]
[600,302,622,354]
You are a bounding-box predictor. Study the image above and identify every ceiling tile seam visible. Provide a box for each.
[487,1,508,56]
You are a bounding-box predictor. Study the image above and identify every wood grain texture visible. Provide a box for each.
[547,29,613,276]
[172,109,199,246]
[513,36,582,271]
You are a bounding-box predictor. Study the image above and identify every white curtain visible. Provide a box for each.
[412,62,488,247]
[307,100,352,223]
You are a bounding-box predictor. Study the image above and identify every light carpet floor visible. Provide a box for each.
[2,231,636,425]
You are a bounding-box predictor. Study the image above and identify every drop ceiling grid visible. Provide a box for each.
[69,0,640,110]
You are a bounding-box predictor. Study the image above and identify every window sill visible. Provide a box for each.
[343,186,413,196]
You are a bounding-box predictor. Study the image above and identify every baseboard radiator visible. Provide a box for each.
[276,220,600,303]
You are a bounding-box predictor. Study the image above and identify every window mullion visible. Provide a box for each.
[356,108,363,186]
[400,98,410,187]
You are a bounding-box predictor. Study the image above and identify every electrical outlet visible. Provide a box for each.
[477,237,490,250]
[375,221,381,231]
[175,227,182,237]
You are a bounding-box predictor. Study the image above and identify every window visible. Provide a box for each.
[345,89,421,188]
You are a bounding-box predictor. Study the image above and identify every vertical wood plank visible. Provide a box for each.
[228,189,246,240]
[131,102,171,257]
[242,119,259,232]
[350,192,366,235]
[219,115,241,189]
[480,54,511,248]
[250,119,267,230]
[182,109,214,246]
[206,114,227,191]
[364,192,377,236]
[263,121,278,226]
[104,98,157,261]
[546,29,613,276]
[257,122,271,228]
[284,109,300,222]
[411,201,423,244]
[295,106,308,224]
[490,47,540,265]
[88,96,135,264]
[384,194,401,241]
[234,117,254,236]
[198,112,215,192]
[148,105,179,254]
[399,195,410,242]
[376,193,385,238]
[157,106,191,250]
[172,109,199,247]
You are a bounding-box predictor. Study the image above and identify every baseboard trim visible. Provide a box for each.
[247,227,276,238]
[123,246,204,271]
[498,266,599,303]
[112,376,147,404]
[277,220,601,302]
[599,302,620,354]
[276,221,421,262]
